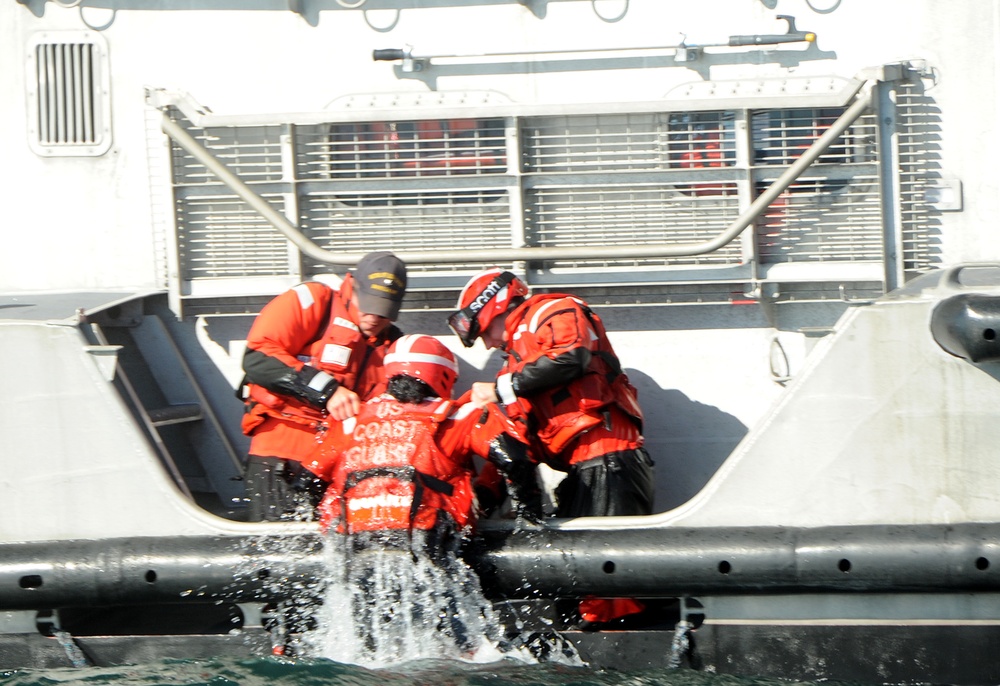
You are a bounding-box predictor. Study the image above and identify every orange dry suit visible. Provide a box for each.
[241,274,402,470]
[493,294,652,627]
[493,293,644,470]
[311,395,538,534]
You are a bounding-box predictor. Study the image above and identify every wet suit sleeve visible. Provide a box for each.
[496,300,594,404]
[445,402,542,523]
[243,282,340,409]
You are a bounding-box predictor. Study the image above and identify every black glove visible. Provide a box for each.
[487,434,543,526]
[474,481,504,519]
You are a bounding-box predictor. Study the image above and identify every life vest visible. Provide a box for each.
[243,275,393,429]
[317,396,476,534]
[402,119,505,172]
[679,135,727,197]
[502,295,643,465]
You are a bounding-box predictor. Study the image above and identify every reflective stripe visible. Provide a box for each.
[496,373,517,405]
[384,350,459,373]
[332,316,359,332]
[527,296,585,333]
[527,299,562,333]
[527,296,597,349]
[293,283,314,309]
[348,493,411,511]
[308,370,334,391]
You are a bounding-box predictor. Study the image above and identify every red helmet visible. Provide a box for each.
[448,269,529,347]
[384,334,459,399]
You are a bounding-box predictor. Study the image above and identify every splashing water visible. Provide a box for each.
[304,530,578,668]
[229,529,582,668]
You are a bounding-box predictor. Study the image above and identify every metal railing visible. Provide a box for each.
[160,81,874,269]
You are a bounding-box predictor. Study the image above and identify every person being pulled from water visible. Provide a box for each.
[305,334,544,663]
[239,251,407,522]
[449,269,656,630]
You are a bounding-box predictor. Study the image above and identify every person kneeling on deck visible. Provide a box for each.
[449,269,656,629]
[307,334,542,659]
[239,251,407,522]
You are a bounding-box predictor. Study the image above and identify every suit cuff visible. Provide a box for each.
[307,369,335,393]
[496,373,517,405]
[301,367,338,407]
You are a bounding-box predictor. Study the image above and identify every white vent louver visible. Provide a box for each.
[26,32,112,157]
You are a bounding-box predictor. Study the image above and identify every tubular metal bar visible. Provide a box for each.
[473,520,1000,597]
[0,534,325,610]
[161,83,874,267]
[1,519,998,610]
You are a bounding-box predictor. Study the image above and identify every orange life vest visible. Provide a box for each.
[501,295,643,467]
[316,397,476,534]
[241,276,394,463]
[679,135,727,197]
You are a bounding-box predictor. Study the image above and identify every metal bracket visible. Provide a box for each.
[675,35,702,62]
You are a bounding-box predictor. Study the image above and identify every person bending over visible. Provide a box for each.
[239,251,407,522]
[449,269,655,628]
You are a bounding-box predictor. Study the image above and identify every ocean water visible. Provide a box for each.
[0,657,856,686]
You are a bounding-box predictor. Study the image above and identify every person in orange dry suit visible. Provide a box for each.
[310,333,541,536]
[307,334,542,657]
[448,269,656,629]
[239,251,407,522]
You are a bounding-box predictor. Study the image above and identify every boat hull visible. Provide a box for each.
[2,526,999,682]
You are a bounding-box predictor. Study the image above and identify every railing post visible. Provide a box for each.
[876,80,905,292]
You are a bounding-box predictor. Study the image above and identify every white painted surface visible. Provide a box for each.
[3,0,1000,536]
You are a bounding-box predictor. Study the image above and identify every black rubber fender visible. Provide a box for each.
[931,293,1000,362]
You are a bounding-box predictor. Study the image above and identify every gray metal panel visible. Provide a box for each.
[0,319,273,542]
[128,315,245,504]
[647,271,1000,528]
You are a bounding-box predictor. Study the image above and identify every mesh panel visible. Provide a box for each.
[750,107,873,166]
[175,193,291,279]
[296,119,507,179]
[299,190,511,276]
[170,124,285,184]
[895,81,937,272]
[527,184,743,268]
[520,111,742,268]
[751,108,882,264]
[164,86,928,298]
[522,111,736,173]
[754,178,883,264]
